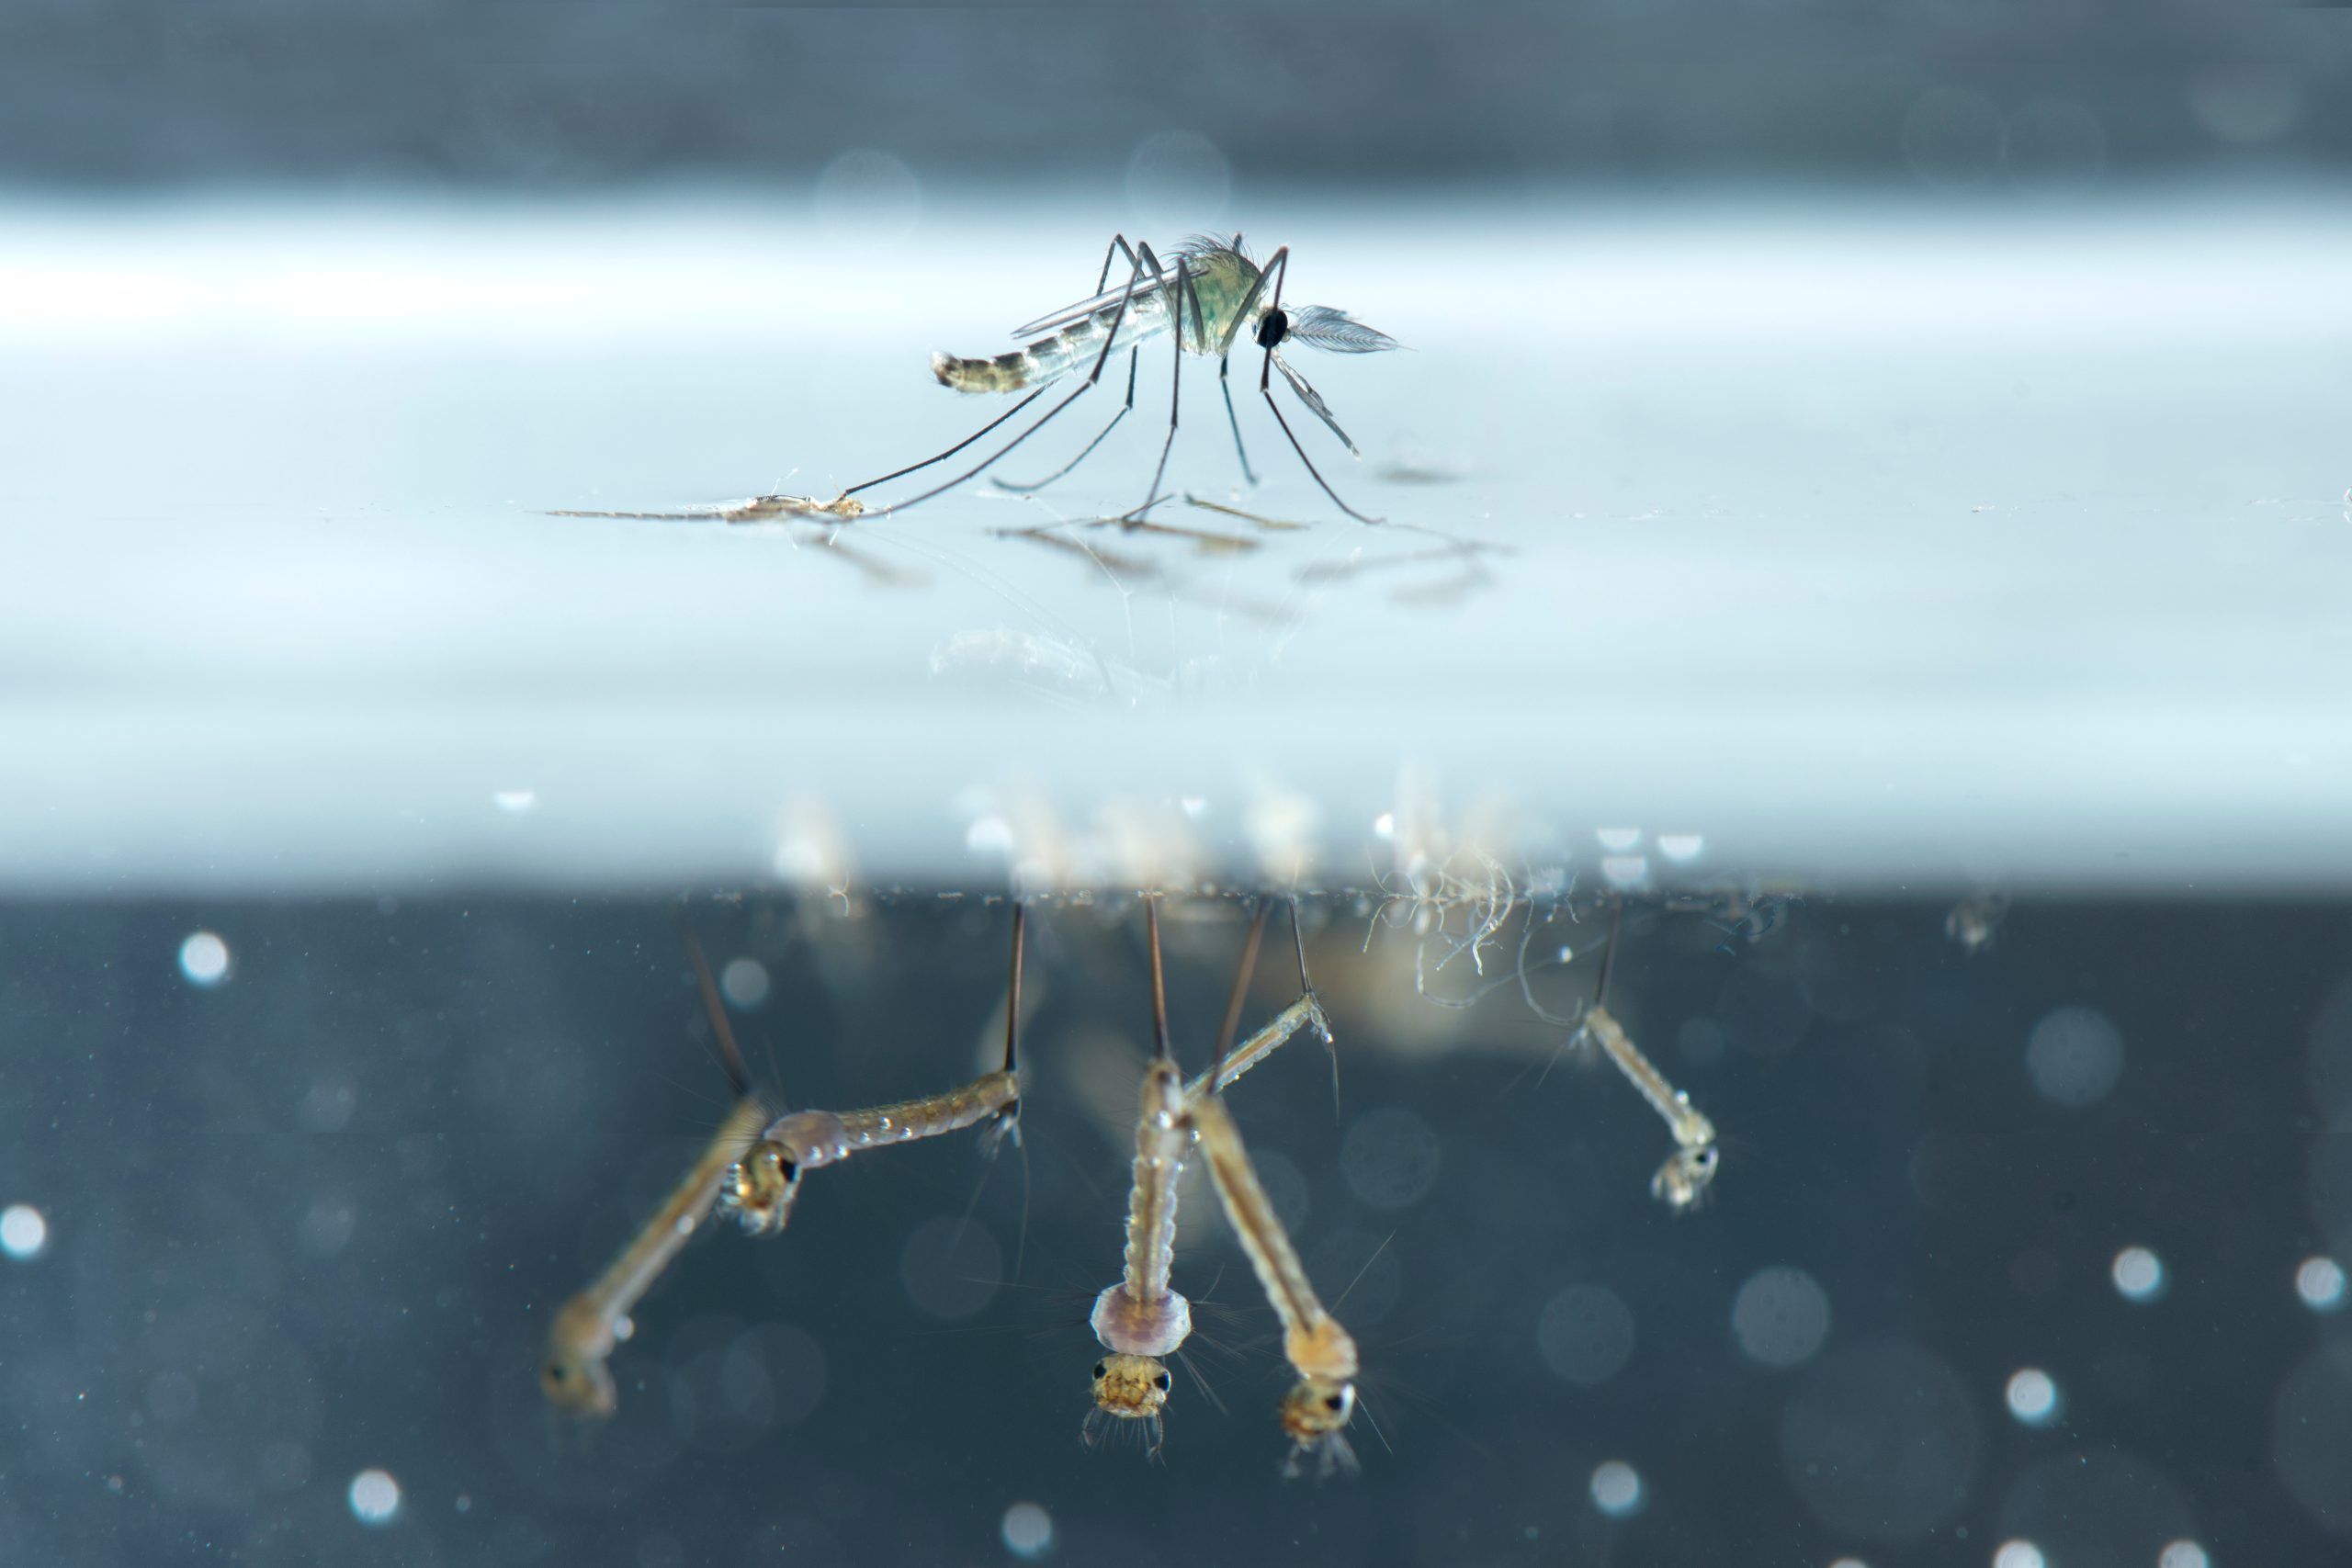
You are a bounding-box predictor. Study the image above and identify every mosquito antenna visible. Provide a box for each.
[682,921,760,1103]
[1214,897,1274,1071]
[1146,895,1173,1066]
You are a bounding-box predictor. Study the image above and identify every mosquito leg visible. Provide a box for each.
[849,243,1159,518]
[1218,357,1261,486]
[1259,389,1384,525]
[992,232,1175,495]
[990,350,1136,494]
[1128,254,1189,521]
[843,232,1143,500]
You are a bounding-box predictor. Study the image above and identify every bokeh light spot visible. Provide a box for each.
[1000,1501,1054,1560]
[1125,130,1230,231]
[1781,1339,1978,1541]
[1589,1460,1643,1517]
[2004,1368,2058,1426]
[720,957,770,1009]
[2111,1246,2165,1303]
[1536,1284,1635,1387]
[347,1468,401,1526]
[1732,1265,1832,1369]
[0,1204,48,1261]
[1339,1107,1442,1211]
[2026,1006,2123,1108]
[814,149,922,246]
[2296,1255,2346,1312]
[179,930,232,987]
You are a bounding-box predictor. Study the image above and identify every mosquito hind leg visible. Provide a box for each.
[1126,254,1190,522]
[991,350,1138,494]
[848,243,1161,518]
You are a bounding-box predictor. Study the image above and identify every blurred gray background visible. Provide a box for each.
[3,3,2343,191]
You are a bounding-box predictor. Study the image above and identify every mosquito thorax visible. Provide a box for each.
[1256,309,1289,349]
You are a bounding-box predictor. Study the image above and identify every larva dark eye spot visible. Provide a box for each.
[1091,1361,1107,1381]
[1153,1371,1171,1392]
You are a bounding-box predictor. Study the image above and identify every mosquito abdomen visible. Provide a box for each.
[933,300,1173,394]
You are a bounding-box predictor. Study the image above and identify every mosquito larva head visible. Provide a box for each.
[1090,1352,1174,1422]
[1279,1377,1356,1443]
[1279,1379,1361,1479]
[721,1141,802,1235]
[1653,1144,1720,1211]
[538,1345,617,1419]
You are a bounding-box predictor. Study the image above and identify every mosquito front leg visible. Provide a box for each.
[991,349,1140,494]
[1253,250,1383,525]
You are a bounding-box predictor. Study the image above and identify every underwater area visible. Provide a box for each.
[6,894,2352,1567]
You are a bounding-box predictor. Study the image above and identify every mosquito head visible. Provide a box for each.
[1652,1143,1720,1212]
[1280,1376,1355,1441]
[1279,304,1398,355]
[720,1139,804,1235]
[1091,1352,1175,1423]
[540,1296,620,1419]
[539,1341,618,1419]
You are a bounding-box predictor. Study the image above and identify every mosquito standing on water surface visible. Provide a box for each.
[842,232,1398,524]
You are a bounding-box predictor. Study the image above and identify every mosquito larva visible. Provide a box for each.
[724,905,1027,1235]
[541,909,1025,1417]
[540,1096,769,1419]
[1164,898,1360,1474]
[1581,1003,1720,1212]
[1184,1090,1360,1477]
[1086,897,1332,1457]
[540,925,775,1419]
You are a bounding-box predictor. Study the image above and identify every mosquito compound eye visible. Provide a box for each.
[1256,308,1288,349]
[1091,1361,1108,1382]
[1153,1371,1171,1392]
[1324,1392,1346,1411]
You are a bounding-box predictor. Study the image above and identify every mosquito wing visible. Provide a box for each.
[1009,268,1181,341]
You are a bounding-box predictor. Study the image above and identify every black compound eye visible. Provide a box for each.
[1256,308,1288,350]
[1324,1392,1346,1411]
[1153,1371,1171,1392]
[1091,1361,1107,1381]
